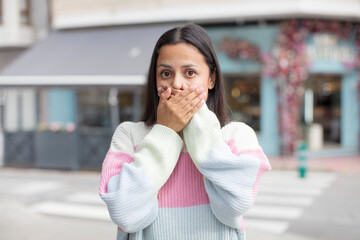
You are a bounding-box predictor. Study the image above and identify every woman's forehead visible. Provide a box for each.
[157,43,206,66]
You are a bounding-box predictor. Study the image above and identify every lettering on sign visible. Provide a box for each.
[306,33,355,62]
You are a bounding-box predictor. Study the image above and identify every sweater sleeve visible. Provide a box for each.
[99,122,183,233]
[183,104,271,229]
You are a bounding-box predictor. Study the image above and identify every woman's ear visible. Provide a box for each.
[208,70,216,90]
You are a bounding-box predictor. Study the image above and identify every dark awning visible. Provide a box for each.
[0,23,178,86]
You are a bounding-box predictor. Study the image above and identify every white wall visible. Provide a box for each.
[21,89,36,131]
[0,131,3,166]
[51,0,360,29]
[0,90,4,166]
[3,88,37,132]
[4,89,19,132]
[0,0,34,47]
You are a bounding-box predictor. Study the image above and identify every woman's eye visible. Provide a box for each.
[185,70,196,77]
[160,71,171,78]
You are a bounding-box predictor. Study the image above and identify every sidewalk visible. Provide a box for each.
[1,160,359,240]
[269,155,360,173]
[0,167,337,240]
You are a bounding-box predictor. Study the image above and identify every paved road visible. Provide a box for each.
[0,167,359,240]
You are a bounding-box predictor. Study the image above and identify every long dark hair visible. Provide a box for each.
[141,23,229,127]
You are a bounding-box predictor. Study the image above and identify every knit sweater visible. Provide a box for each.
[99,104,271,240]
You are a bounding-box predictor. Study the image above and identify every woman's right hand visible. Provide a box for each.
[156,84,206,133]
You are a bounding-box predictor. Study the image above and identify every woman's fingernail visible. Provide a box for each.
[158,87,162,92]
[196,87,204,94]
[200,92,206,99]
[190,85,197,91]
[183,84,188,89]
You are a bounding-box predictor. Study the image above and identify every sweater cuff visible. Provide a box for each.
[183,104,222,167]
[150,124,184,153]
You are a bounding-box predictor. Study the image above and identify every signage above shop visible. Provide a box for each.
[306,33,355,62]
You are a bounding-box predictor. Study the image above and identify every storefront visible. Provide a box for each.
[206,24,280,155]
[0,24,173,169]
[206,20,360,157]
[0,82,144,170]
[0,21,358,171]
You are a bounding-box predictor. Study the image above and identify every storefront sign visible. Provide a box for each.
[306,33,355,62]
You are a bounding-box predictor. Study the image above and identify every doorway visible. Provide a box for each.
[302,74,341,149]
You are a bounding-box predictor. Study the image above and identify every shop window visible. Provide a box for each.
[225,74,261,131]
[19,0,30,25]
[78,88,111,130]
[302,74,341,147]
[0,0,3,24]
[3,88,37,132]
[78,88,142,130]
[118,92,135,123]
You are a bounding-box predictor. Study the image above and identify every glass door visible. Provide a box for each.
[302,74,341,149]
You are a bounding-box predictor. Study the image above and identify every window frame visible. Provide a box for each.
[224,73,262,132]
[19,0,31,26]
[0,0,3,25]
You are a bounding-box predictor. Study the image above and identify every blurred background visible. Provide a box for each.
[0,0,359,239]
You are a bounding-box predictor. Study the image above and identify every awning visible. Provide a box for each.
[0,23,178,87]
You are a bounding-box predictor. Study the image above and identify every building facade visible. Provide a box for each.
[1,0,359,169]
[0,0,51,166]
[206,21,359,156]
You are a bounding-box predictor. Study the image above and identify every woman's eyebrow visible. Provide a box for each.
[157,64,199,69]
[181,64,199,68]
[157,64,172,69]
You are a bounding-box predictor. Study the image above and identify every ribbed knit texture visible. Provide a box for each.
[99,104,271,239]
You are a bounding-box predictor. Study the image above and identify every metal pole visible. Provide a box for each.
[133,89,142,122]
[108,88,119,131]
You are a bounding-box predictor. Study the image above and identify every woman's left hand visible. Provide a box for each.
[156,84,206,133]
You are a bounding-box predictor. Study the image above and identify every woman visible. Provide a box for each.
[99,23,271,240]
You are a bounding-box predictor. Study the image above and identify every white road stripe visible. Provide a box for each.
[261,171,338,188]
[65,192,104,205]
[244,171,337,234]
[32,201,110,221]
[259,186,322,196]
[255,195,314,206]
[245,219,290,234]
[260,180,335,189]
[245,205,303,219]
[11,181,63,195]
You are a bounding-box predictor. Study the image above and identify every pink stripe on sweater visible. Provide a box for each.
[239,216,245,232]
[99,150,134,195]
[158,153,210,208]
[226,140,271,202]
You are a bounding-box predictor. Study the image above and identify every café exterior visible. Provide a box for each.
[206,20,359,157]
[0,20,359,170]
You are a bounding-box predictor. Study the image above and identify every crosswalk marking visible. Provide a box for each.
[254,195,314,206]
[31,201,110,221]
[65,192,104,205]
[243,170,338,234]
[260,171,337,187]
[259,186,323,196]
[245,205,303,219]
[11,181,63,195]
[245,219,289,234]
[26,170,337,235]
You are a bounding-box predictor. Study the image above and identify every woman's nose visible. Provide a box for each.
[171,74,183,90]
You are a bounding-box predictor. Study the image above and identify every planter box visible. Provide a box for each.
[35,132,79,170]
[4,132,35,167]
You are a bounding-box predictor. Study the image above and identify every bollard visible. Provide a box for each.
[297,141,308,178]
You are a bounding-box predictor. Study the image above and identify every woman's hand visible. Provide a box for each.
[156,84,206,133]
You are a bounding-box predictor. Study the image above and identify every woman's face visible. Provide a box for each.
[156,43,215,100]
